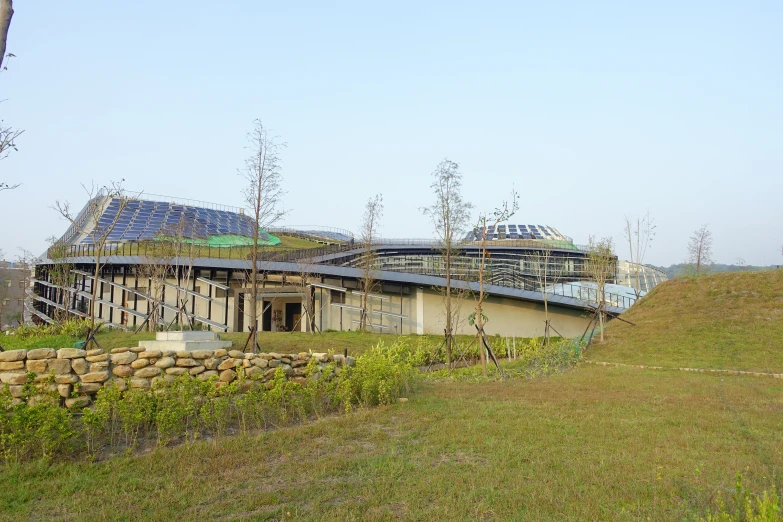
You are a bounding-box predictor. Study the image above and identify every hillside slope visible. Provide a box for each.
[590,270,783,373]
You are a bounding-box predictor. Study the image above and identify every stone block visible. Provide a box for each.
[155,357,176,369]
[25,359,48,373]
[65,396,90,409]
[79,383,102,394]
[175,358,199,367]
[130,378,150,390]
[131,359,150,369]
[71,358,89,374]
[105,378,128,392]
[197,370,218,381]
[27,348,56,360]
[189,365,206,376]
[134,367,161,378]
[89,361,110,372]
[218,358,240,371]
[252,358,269,368]
[112,365,133,378]
[219,369,237,382]
[139,350,161,359]
[269,359,281,368]
[57,384,73,398]
[203,358,220,370]
[57,348,87,359]
[0,361,24,371]
[49,358,71,374]
[244,353,256,360]
[165,367,188,376]
[110,347,130,354]
[55,374,79,384]
[242,359,251,368]
[8,385,23,398]
[213,349,227,357]
[111,351,137,365]
[81,371,110,383]
[0,372,27,385]
[86,348,103,357]
[130,346,145,353]
[0,350,26,362]
[160,349,176,357]
[245,366,262,379]
[190,349,213,359]
[228,350,245,359]
[86,353,109,362]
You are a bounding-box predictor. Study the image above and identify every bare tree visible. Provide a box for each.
[45,236,76,322]
[240,119,285,351]
[0,0,12,72]
[421,158,473,368]
[623,212,656,297]
[687,224,713,275]
[472,191,518,375]
[358,194,383,331]
[0,1,21,191]
[160,214,206,329]
[528,247,566,345]
[585,236,615,342]
[53,181,129,333]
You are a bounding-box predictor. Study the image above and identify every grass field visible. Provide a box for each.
[0,329,481,358]
[1,364,780,520]
[1,271,782,520]
[590,269,783,373]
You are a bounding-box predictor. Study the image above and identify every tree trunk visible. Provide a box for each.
[445,235,452,369]
[0,0,13,71]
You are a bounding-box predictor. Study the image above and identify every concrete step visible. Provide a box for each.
[138,339,233,352]
[155,331,220,342]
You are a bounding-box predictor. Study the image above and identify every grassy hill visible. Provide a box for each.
[591,269,783,373]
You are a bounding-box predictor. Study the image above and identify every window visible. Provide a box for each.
[18,281,25,289]
[330,290,345,304]
[4,280,10,288]
[17,299,23,306]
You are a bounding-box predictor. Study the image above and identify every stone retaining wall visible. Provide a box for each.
[0,347,354,408]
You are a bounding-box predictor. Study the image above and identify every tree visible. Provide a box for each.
[623,212,656,297]
[53,181,130,333]
[160,214,206,329]
[473,190,519,375]
[528,247,566,345]
[687,224,713,275]
[358,194,383,331]
[0,0,22,191]
[421,159,473,368]
[585,236,615,342]
[0,0,13,72]
[45,236,76,322]
[239,119,285,351]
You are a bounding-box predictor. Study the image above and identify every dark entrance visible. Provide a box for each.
[262,301,272,332]
[285,302,302,332]
[237,293,245,332]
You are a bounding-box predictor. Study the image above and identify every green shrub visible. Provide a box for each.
[338,341,418,411]
[699,474,781,521]
[15,318,93,340]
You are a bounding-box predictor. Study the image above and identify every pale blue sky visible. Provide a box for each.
[1,1,781,265]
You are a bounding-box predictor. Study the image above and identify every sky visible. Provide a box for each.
[0,1,781,266]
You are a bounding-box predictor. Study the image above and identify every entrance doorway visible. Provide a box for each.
[285,302,302,332]
[237,293,245,332]
[262,301,272,332]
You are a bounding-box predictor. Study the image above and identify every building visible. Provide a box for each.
[0,261,30,330]
[31,194,667,338]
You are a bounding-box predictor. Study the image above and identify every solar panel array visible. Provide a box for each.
[298,230,354,242]
[466,223,568,242]
[80,198,267,244]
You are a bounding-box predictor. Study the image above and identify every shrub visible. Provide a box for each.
[699,474,781,522]
[338,341,418,411]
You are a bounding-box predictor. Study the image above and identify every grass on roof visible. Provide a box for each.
[590,269,783,373]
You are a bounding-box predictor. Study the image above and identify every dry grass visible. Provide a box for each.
[591,270,783,373]
[1,365,781,520]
